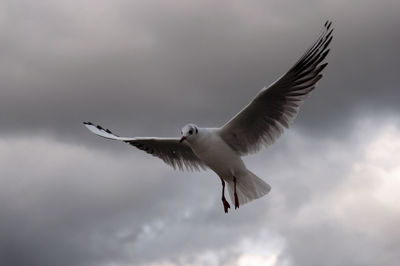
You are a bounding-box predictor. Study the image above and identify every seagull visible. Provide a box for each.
[84,21,333,213]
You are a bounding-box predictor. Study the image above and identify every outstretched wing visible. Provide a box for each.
[219,21,333,155]
[84,122,207,171]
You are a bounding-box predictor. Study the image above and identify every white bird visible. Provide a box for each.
[84,21,333,213]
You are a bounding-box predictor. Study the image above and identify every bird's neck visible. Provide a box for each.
[187,127,217,150]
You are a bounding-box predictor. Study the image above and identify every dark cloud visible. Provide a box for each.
[1,0,399,141]
[2,118,400,266]
[1,0,400,265]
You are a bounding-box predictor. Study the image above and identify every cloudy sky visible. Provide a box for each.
[1,0,399,265]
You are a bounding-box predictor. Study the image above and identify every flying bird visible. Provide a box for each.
[84,21,333,213]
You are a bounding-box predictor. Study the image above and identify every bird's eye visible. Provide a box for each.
[189,129,193,135]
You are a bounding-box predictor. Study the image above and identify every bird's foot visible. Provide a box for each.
[222,197,231,213]
[234,193,239,209]
[233,176,239,209]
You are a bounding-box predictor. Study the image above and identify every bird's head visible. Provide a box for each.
[180,124,199,143]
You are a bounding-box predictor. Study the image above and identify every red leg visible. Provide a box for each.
[220,177,230,213]
[234,176,239,209]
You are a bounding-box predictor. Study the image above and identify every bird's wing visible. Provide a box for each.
[84,122,207,171]
[219,21,333,155]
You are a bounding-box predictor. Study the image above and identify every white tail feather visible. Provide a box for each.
[227,170,271,205]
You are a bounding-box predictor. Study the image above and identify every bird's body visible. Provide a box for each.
[186,127,271,207]
[84,21,333,213]
[189,127,245,179]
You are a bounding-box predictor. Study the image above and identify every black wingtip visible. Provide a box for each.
[318,48,330,64]
[83,121,93,125]
[323,35,333,50]
[318,62,329,73]
[324,20,333,30]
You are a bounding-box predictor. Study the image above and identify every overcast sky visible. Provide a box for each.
[1,0,400,265]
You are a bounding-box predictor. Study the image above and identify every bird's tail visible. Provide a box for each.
[227,170,271,206]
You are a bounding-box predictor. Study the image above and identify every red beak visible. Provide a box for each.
[179,136,186,143]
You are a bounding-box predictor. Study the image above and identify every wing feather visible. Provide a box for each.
[219,21,333,155]
[84,122,207,171]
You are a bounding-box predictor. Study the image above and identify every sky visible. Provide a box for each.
[1,0,399,265]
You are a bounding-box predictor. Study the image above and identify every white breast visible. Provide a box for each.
[188,128,247,179]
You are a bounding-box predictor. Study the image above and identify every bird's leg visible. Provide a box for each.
[220,177,230,213]
[233,176,239,209]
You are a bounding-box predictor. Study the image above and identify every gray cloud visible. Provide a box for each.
[1,0,399,140]
[1,116,400,266]
[1,0,400,265]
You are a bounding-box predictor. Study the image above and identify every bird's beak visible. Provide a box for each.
[179,136,186,143]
